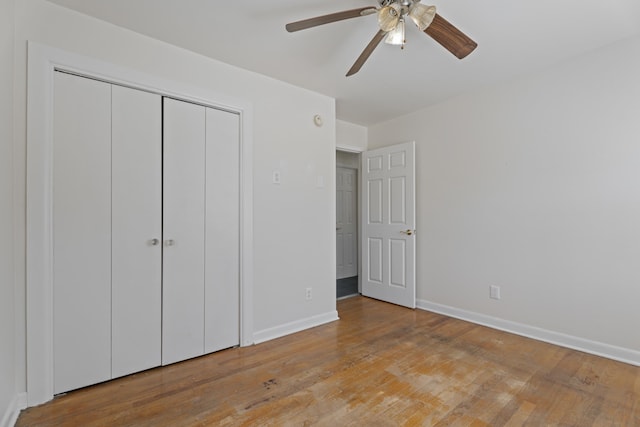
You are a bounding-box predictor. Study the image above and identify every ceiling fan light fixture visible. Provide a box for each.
[378,4,401,32]
[408,3,436,31]
[384,18,405,47]
[285,1,478,77]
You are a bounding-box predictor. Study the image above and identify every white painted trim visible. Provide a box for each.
[1,393,27,427]
[336,144,364,153]
[16,393,26,415]
[26,41,254,406]
[253,311,339,344]
[337,293,359,301]
[417,299,640,367]
[239,108,254,348]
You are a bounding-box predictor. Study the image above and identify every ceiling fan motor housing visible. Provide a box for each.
[379,0,425,21]
[378,0,417,9]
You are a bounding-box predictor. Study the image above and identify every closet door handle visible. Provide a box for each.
[149,238,160,246]
[164,239,175,247]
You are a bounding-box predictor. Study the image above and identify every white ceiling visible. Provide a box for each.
[47,0,640,126]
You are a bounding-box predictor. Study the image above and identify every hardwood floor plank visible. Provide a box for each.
[17,296,640,426]
[503,400,536,426]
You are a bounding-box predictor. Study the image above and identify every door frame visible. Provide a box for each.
[336,145,364,293]
[25,42,254,406]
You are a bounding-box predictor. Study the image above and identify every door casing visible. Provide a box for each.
[336,147,365,294]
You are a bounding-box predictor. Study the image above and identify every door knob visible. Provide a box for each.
[164,239,175,247]
[401,229,414,236]
[149,238,160,246]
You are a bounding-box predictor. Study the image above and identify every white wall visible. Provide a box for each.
[336,119,367,152]
[336,151,360,169]
[0,0,16,424]
[369,34,640,361]
[12,0,337,404]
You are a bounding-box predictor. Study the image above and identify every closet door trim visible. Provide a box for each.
[26,42,254,406]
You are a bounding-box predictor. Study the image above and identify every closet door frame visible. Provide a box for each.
[25,42,255,407]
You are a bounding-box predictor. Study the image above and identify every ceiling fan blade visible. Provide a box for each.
[424,13,477,59]
[286,7,377,32]
[346,29,387,77]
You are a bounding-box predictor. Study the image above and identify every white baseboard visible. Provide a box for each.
[1,392,27,427]
[253,311,339,344]
[417,299,640,367]
[337,293,359,301]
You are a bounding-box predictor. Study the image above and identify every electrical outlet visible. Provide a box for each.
[305,287,312,300]
[272,170,281,185]
[490,285,501,300]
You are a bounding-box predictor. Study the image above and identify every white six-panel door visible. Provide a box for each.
[336,167,358,279]
[361,141,416,308]
[162,98,207,365]
[53,72,112,393]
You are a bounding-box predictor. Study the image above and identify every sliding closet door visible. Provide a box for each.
[204,108,241,353]
[111,86,162,378]
[53,72,112,393]
[162,98,206,365]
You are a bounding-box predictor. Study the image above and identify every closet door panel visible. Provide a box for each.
[162,98,206,365]
[111,86,162,378]
[204,108,241,353]
[53,72,112,393]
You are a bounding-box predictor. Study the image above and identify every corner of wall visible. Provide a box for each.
[1,392,26,427]
[1,0,19,424]
[336,119,368,152]
[253,311,339,345]
[417,299,640,367]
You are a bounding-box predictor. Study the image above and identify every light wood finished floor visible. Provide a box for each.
[17,296,640,426]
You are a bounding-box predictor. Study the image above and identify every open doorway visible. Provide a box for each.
[336,150,360,299]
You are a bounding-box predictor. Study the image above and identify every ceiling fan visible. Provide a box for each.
[285,0,477,76]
